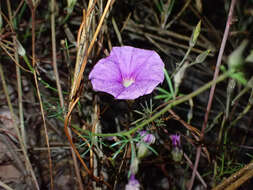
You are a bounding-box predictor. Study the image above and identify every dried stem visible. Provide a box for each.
[0,180,14,190]
[64,0,114,188]
[26,1,54,189]
[165,0,192,28]
[50,0,64,109]
[212,161,253,190]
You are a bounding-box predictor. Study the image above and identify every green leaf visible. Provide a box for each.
[154,94,173,100]
[230,72,247,85]
[112,142,127,160]
[164,68,175,98]
[156,87,170,94]
[110,139,128,147]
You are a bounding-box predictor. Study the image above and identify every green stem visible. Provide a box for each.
[172,46,192,77]
[23,54,34,73]
[90,71,231,138]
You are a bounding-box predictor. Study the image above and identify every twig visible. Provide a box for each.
[212,161,253,190]
[0,180,14,190]
[188,0,237,189]
[184,153,207,188]
[225,168,253,190]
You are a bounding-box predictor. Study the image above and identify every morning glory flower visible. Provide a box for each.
[125,174,140,190]
[89,46,164,100]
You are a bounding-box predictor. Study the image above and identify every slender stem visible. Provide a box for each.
[28,3,54,189]
[50,0,64,110]
[188,0,237,189]
[173,46,192,76]
[5,1,39,189]
[6,0,26,149]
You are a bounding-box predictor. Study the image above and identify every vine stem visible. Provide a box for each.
[91,71,231,138]
[188,0,237,189]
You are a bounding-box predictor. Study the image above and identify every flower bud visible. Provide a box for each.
[171,147,183,162]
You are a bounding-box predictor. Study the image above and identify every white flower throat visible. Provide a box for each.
[122,78,135,87]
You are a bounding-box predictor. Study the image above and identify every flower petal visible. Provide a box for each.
[89,79,124,98]
[133,52,164,82]
[89,58,121,82]
[110,46,163,80]
[89,58,124,97]
[125,175,140,190]
[116,79,161,100]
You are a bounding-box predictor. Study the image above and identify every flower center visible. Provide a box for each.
[122,78,135,87]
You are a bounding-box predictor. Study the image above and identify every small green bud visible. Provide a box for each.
[190,21,201,47]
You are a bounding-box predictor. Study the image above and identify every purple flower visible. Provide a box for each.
[139,131,156,144]
[89,46,164,100]
[125,174,140,190]
[170,134,181,147]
